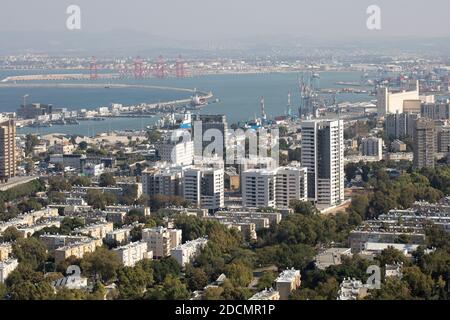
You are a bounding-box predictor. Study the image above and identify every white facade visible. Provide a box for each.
[113,241,150,267]
[142,226,182,258]
[377,81,420,115]
[156,136,193,166]
[301,119,345,208]
[170,237,208,267]
[83,163,105,176]
[183,167,224,210]
[142,165,186,197]
[275,166,308,208]
[275,268,301,300]
[242,169,276,208]
[0,258,18,283]
[242,166,307,209]
[360,137,383,161]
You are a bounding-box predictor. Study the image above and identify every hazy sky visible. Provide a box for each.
[1,0,449,41]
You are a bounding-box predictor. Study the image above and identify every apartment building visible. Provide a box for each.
[170,237,208,267]
[301,119,345,208]
[193,114,228,160]
[275,166,308,208]
[184,167,224,210]
[337,278,368,300]
[39,234,89,251]
[106,226,133,244]
[54,238,103,264]
[142,226,182,258]
[0,208,59,233]
[0,119,16,183]
[242,169,275,208]
[142,165,185,197]
[275,268,301,300]
[155,131,194,166]
[74,221,114,240]
[113,241,150,267]
[413,118,436,169]
[348,229,426,253]
[360,137,383,160]
[385,112,419,139]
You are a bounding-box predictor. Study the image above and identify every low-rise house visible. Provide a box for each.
[275,268,301,300]
[170,237,208,267]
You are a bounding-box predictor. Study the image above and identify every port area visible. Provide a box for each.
[13,86,214,129]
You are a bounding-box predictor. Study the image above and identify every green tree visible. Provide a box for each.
[224,262,252,287]
[257,271,276,291]
[161,274,190,300]
[12,238,47,270]
[290,200,319,215]
[375,247,410,267]
[55,288,88,300]
[402,266,435,299]
[368,277,412,300]
[185,265,209,291]
[0,282,6,299]
[9,280,54,300]
[117,263,154,299]
[48,176,72,192]
[1,226,23,242]
[152,257,181,283]
[99,173,116,187]
[81,247,121,284]
[59,217,85,234]
[25,134,40,156]
[203,286,224,300]
[70,176,91,186]
[86,190,117,209]
[78,141,88,150]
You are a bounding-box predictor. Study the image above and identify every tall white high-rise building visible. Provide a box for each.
[183,167,224,210]
[241,166,307,209]
[0,119,16,183]
[301,119,344,208]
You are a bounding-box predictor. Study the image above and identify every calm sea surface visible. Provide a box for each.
[0,70,372,136]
